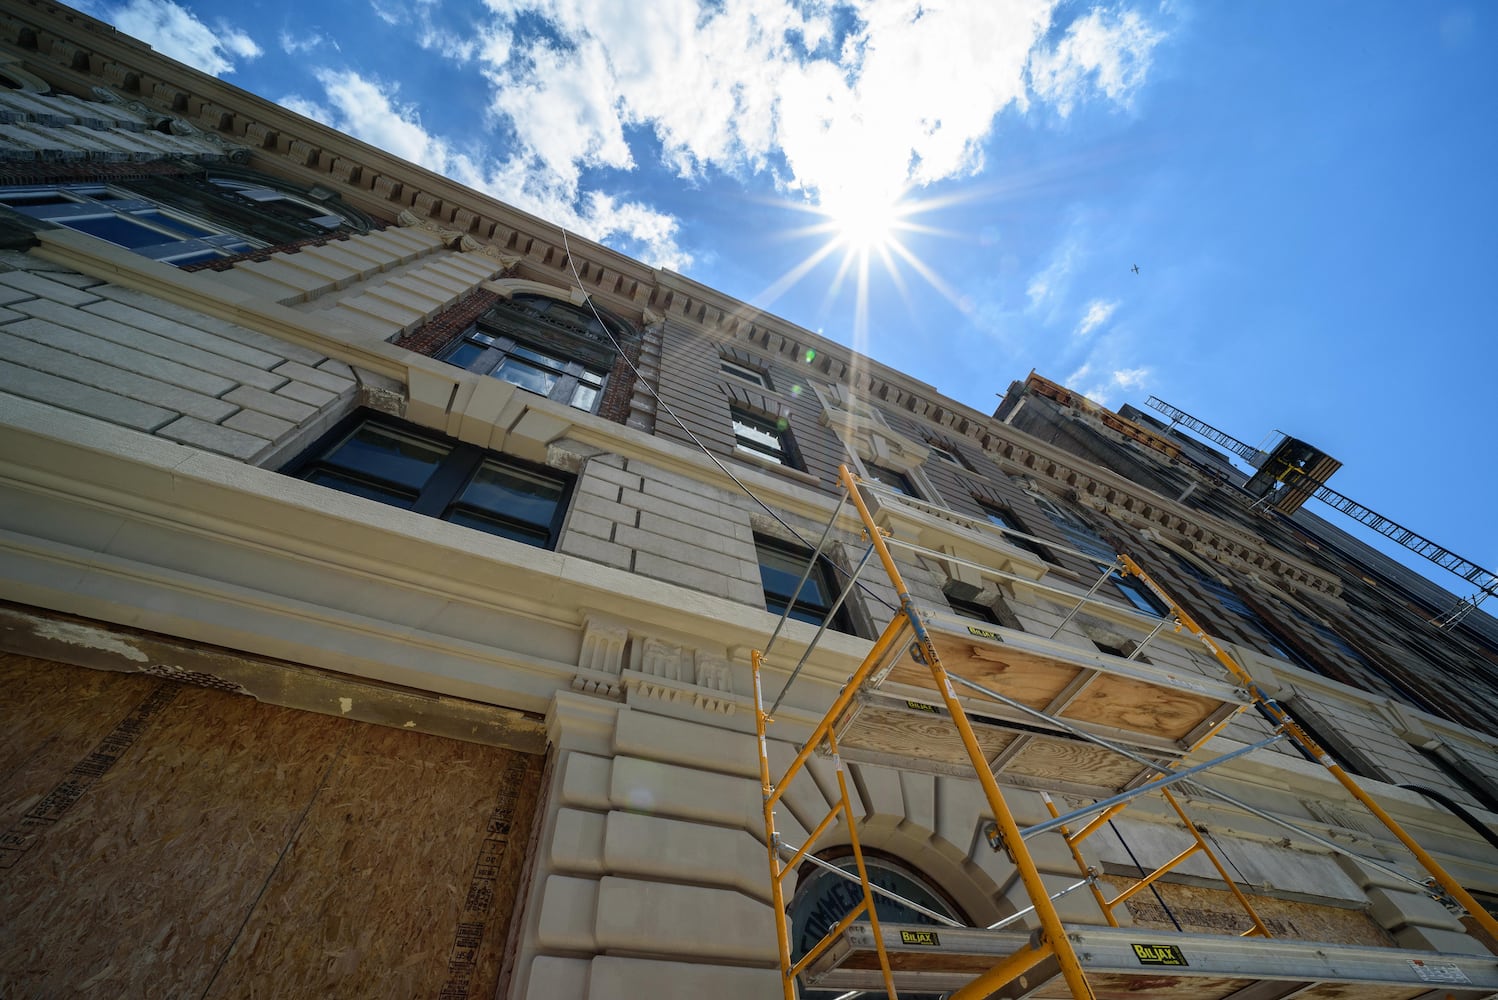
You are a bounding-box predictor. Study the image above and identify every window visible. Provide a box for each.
[926,443,969,469]
[1173,555,1319,670]
[445,332,606,411]
[976,500,1054,562]
[286,415,572,548]
[947,596,999,624]
[438,294,626,414]
[732,408,800,467]
[865,462,919,497]
[756,536,849,631]
[208,178,345,229]
[1113,574,1169,617]
[721,358,771,389]
[2,183,256,264]
[789,853,961,1000]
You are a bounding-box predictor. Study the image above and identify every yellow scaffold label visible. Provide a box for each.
[899,930,940,946]
[1132,943,1188,966]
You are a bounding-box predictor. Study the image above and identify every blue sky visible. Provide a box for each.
[77,0,1495,605]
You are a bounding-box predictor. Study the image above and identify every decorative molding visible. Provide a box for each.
[578,613,629,675]
[570,667,623,700]
[635,637,691,683]
[622,669,738,715]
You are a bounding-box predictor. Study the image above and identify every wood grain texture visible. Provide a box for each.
[0,656,542,1000]
[1102,877,1397,948]
[890,633,1084,709]
[1060,673,1225,743]
[836,705,1016,769]
[1032,975,1259,999]
[1000,737,1153,791]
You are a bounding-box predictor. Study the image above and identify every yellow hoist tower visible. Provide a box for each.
[752,466,1498,999]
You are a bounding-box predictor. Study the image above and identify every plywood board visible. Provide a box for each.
[1059,673,1226,742]
[0,656,543,999]
[1001,736,1155,791]
[1032,975,1259,999]
[889,632,1084,710]
[835,704,1016,770]
[0,653,150,813]
[877,623,1240,755]
[1102,877,1396,947]
[203,727,542,999]
[2,670,339,997]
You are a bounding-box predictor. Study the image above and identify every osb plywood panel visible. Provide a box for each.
[0,653,145,810]
[1060,673,1224,743]
[0,658,542,1000]
[1101,876,1396,947]
[2,674,345,997]
[203,727,542,999]
[836,705,1015,768]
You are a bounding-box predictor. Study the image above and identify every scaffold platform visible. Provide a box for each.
[832,609,1245,795]
[804,922,1498,999]
[751,466,1498,1000]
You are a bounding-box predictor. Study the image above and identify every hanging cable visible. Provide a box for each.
[555,229,897,617]
[1107,819,1183,932]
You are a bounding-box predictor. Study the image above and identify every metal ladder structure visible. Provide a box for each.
[752,465,1498,1000]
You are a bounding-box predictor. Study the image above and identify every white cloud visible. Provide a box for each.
[1073,364,1152,405]
[469,0,1162,209]
[1027,237,1079,310]
[282,1,1165,279]
[1076,299,1118,336]
[279,30,339,56]
[1029,8,1164,117]
[281,70,690,269]
[95,0,262,77]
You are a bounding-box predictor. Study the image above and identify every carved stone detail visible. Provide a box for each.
[579,615,629,675]
[571,670,622,699]
[637,638,690,682]
[694,653,733,696]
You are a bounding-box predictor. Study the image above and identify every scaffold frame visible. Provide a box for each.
[752,465,1498,1000]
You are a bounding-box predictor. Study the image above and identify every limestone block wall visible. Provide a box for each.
[0,252,355,462]
[558,453,765,604]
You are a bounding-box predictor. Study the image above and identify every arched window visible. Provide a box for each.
[438,294,634,414]
[0,168,369,265]
[789,851,964,999]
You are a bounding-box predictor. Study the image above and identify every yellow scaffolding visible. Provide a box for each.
[752,465,1498,1000]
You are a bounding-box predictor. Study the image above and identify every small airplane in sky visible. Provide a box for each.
[1131,264,1140,274]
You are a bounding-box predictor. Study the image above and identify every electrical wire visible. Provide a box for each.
[1107,818,1183,932]
[555,229,898,617]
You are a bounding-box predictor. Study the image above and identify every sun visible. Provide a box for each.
[748,176,973,358]
[819,179,910,253]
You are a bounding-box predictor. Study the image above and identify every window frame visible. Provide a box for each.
[926,442,969,469]
[731,407,802,469]
[436,294,631,415]
[1,182,257,263]
[440,328,609,413]
[864,462,920,498]
[1112,573,1169,617]
[721,358,772,389]
[975,499,1055,563]
[283,413,574,549]
[755,535,851,632]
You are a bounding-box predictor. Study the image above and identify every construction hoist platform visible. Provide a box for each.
[752,465,1498,1000]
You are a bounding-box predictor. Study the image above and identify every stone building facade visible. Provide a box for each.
[1,3,1496,997]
